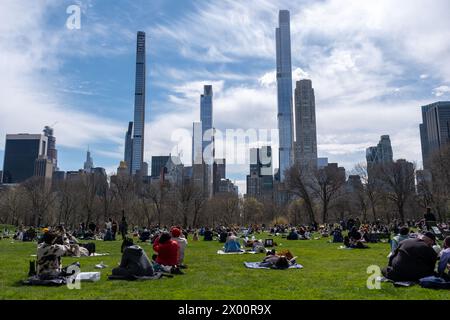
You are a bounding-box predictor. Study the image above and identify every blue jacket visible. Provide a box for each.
[224,239,241,253]
[438,249,450,277]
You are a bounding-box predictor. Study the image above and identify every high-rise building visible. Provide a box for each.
[213,158,226,194]
[366,135,394,167]
[294,80,318,169]
[318,157,329,169]
[276,10,294,181]
[200,85,213,165]
[192,122,203,165]
[43,126,58,171]
[2,134,48,184]
[420,101,450,169]
[124,121,133,173]
[117,161,129,176]
[246,146,274,199]
[34,156,54,180]
[131,31,147,175]
[151,156,170,178]
[84,149,94,173]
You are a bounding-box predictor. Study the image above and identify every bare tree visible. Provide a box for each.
[110,173,135,220]
[242,197,264,225]
[429,145,450,221]
[54,179,79,227]
[310,165,346,223]
[285,164,316,224]
[144,181,170,226]
[22,177,56,226]
[353,163,383,222]
[0,186,26,225]
[379,160,416,223]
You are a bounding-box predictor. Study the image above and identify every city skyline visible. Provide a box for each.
[1,1,450,194]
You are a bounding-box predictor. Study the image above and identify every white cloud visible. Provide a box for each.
[0,1,124,153]
[433,85,450,97]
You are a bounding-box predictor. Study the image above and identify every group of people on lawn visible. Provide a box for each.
[35,226,188,280]
[27,210,450,287]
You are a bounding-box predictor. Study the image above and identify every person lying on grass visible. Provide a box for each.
[260,249,296,269]
[224,232,242,253]
[382,232,438,282]
[111,238,155,279]
[152,232,183,275]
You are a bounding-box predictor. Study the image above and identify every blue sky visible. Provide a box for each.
[1,0,450,193]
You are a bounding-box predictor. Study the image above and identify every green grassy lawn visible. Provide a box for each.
[0,234,448,300]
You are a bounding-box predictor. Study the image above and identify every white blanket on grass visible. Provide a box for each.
[217,250,259,255]
[244,262,303,269]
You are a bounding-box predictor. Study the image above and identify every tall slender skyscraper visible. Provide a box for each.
[276,10,294,181]
[131,31,146,175]
[294,80,318,169]
[84,148,94,173]
[124,121,133,173]
[200,85,213,165]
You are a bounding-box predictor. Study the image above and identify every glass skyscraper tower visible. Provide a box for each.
[276,10,294,181]
[294,79,318,169]
[200,85,213,165]
[131,31,146,175]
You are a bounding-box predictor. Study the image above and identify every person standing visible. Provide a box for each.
[112,220,118,241]
[119,214,128,240]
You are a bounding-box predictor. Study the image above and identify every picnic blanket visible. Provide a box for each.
[217,249,267,255]
[244,262,303,269]
[377,276,416,287]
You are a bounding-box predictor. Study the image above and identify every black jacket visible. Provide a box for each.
[388,238,437,281]
[119,245,154,276]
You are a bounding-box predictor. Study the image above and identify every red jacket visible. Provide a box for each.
[153,238,179,266]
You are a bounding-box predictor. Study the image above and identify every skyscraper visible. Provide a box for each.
[420,101,450,169]
[43,126,58,171]
[84,149,94,173]
[131,31,147,175]
[200,85,213,165]
[151,156,170,178]
[366,135,394,166]
[246,146,274,199]
[124,121,133,173]
[294,79,318,169]
[276,10,294,181]
[192,122,203,165]
[2,134,48,184]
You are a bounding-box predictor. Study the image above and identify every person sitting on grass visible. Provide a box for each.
[391,226,410,254]
[152,232,183,274]
[382,232,438,282]
[171,227,188,268]
[287,228,299,240]
[111,238,154,279]
[203,228,214,241]
[224,232,242,253]
[139,228,151,242]
[331,226,343,243]
[438,236,450,281]
[36,230,70,277]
